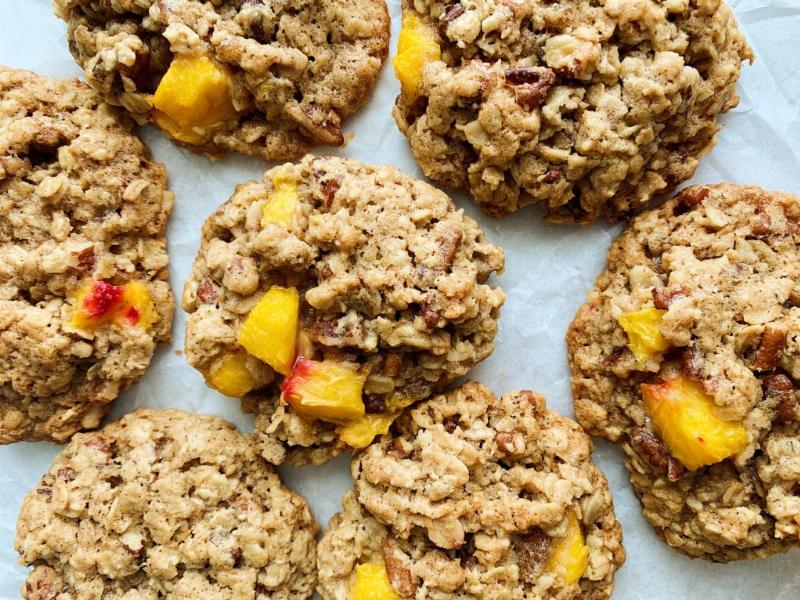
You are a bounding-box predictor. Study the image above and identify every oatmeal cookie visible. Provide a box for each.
[567,184,800,561]
[0,66,173,443]
[392,0,752,223]
[320,382,623,599]
[55,0,389,161]
[182,156,505,466]
[16,408,318,599]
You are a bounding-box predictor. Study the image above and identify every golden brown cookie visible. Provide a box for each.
[568,184,800,560]
[0,66,173,443]
[182,155,505,466]
[392,0,752,223]
[55,0,390,160]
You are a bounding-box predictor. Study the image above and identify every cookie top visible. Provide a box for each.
[319,382,623,599]
[392,0,752,223]
[182,155,505,466]
[55,0,390,161]
[567,184,800,560]
[0,66,173,443]
[16,408,318,599]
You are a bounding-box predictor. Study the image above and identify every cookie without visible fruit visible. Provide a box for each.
[182,155,505,466]
[393,0,752,223]
[16,408,318,599]
[567,184,800,560]
[55,0,390,161]
[319,382,624,599]
[0,66,173,443]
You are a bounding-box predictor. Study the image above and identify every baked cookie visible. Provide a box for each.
[55,0,390,160]
[568,184,800,561]
[318,382,624,599]
[0,66,173,443]
[392,0,753,223]
[16,408,318,598]
[182,155,505,466]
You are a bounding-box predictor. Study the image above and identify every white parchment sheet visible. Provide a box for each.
[1,0,800,597]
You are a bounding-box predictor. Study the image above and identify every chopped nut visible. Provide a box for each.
[676,186,709,211]
[504,67,557,109]
[420,299,439,328]
[196,278,219,304]
[438,4,465,38]
[652,286,688,310]
[436,226,462,270]
[763,374,796,422]
[74,246,95,273]
[629,426,686,481]
[383,544,418,596]
[753,326,786,371]
[323,174,344,207]
[681,346,704,380]
[383,353,404,377]
[514,528,551,585]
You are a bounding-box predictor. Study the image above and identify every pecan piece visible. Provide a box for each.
[443,415,460,433]
[438,3,465,38]
[753,327,786,371]
[676,186,709,211]
[323,174,343,207]
[629,426,685,481]
[74,246,95,273]
[83,436,111,454]
[383,544,418,596]
[436,225,462,270]
[56,467,76,482]
[763,374,797,422]
[310,318,365,348]
[681,346,704,380]
[514,528,551,584]
[383,353,404,377]
[286,102,344,146]
[196,278,219,305]
[504,67,556,109]
[541,168,561,184]
[652,286,688,310]
[420,299,439,329]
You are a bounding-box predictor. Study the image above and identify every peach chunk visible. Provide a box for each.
[69,280,156,331]
[262,170,299,227]
[351,563,402,600]
[205,351,260,398]
[120,280,157,330]
[393,11,441,99]
[237,286,299,375]
[280,358,366,424]
[547,511,589,586]
[618,307,670,363]
[152,55,237,144]
[642,377,748,471]
[337,412,397,449]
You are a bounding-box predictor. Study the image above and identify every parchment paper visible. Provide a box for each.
[1,0,799,597]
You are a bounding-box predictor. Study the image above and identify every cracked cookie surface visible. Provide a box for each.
[325,382,623,599]
[56,0,390,160]
[568,184,800,560]
[0,66,173,443]
[182,155,505,466]
[16,408,318,599]
[393,0,752,223]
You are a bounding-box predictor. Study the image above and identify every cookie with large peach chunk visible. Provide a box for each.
[56,0,390,160]
[183,156,505,465]
[568,183,800,561]
[0,66,173,444]
[316,382,624,600]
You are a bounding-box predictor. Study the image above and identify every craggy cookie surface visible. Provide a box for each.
[319,382,623,599]
[393,0,752,223]
[0,66,173,443]
[183,156,505,466]
[56,0,389,160]
[568,184,800,560]
[16,408,318,599]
